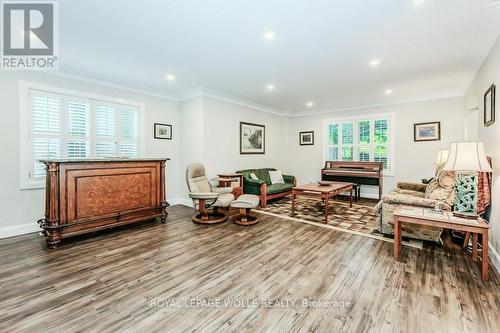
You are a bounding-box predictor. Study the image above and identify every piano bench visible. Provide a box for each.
[353,184,360,202]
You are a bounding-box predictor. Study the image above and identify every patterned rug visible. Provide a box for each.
[255,196,423,249]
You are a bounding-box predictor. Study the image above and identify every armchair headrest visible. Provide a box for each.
[186,163,206,179]
[186,163,211,194]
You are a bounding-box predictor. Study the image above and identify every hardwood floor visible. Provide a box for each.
[0,205,498,332]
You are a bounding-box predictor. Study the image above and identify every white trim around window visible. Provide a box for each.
[322,112,396,177]
[19,81,146,190]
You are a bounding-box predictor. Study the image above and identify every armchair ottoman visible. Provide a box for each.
[231,194,260,225]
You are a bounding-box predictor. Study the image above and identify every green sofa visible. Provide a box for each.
[236,168,296,207]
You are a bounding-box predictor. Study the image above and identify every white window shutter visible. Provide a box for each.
[33,95,60,134]
[66,99,90,158]
[119,108,139,157]
[95,104,117,157]
[31,93,61,177]
[95,105,115,137]
[25,86,143,186]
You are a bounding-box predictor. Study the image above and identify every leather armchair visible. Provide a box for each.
[186,163,235,223]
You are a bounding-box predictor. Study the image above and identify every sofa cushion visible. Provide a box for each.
[269,170,285,184]
[391,188,425,198]
[424,166,455,206]
[267,183,294,195]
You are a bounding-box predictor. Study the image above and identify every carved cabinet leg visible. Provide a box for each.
[46,228,62,248]
[160,201,169,224]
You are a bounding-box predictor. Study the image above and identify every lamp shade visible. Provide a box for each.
[435,149,450,166]
[443,141,492,172]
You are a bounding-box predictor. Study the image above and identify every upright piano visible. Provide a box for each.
[321,161,384,199]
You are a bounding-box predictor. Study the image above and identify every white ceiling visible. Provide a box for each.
[59,0,500,114]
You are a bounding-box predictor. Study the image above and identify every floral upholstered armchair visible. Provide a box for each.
[374,165,455,242]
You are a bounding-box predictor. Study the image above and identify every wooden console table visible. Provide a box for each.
[393,206,490,281]
[38,158,170,248]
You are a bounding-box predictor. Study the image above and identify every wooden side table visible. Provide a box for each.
[393,206,490,281]
[216,173,243,198]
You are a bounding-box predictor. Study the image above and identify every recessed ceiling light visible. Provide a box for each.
[306,101,314,107]
[166,74,175,81]
[266,84,275,91]
[412,0,425,6]
[385,89,394,95]
[369,59,381,67]
[263,31,275,40]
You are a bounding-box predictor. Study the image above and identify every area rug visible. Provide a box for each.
[255,196,423,249]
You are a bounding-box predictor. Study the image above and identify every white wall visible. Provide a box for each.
[178,96,205,198]
[0,72,180,233]
[465,35,500,268]
[177,95,292,200]
[202,97,291,178]
[289,97,466,198]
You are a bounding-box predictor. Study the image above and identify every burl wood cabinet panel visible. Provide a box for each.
[38,159,170,248]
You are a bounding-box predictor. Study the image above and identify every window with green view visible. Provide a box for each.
[325,117,391,172]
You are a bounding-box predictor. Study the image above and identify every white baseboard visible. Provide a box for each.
[489,242,500,274]
[0,223,40,239]
[168,197,192,207]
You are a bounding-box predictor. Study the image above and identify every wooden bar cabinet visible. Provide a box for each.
[38,158,170,248]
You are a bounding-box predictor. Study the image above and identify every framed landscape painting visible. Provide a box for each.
[240,122,265,154]
[299,131,314,145]
[484,84,495,127]
[414,122,441,142]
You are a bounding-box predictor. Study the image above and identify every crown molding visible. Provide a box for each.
[49,69,292,116]
[51,66,181,102]
[290,94,465,118]
[179,87,291,116]
[43,68,465,119]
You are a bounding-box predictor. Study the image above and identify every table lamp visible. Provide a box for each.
[443,141,492,218]
[435,149,450,167]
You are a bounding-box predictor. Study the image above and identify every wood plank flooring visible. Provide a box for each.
[0,205,498,333]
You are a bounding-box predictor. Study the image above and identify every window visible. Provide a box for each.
[325,114,394,175]
[20,82,144,188]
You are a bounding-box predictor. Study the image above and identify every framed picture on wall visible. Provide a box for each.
[414,121,441,142]
[484,84,495,127]
[240,122,265,154]
[154,123,172,140]
[299,131,314,145]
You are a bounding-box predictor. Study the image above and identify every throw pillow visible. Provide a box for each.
[249,173,259,180]
[269,170,285,184]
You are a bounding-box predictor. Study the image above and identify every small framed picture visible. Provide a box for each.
[299,131,314,145]
[154,123,172,140]
[484,84,495,127]
[414,122,441,142]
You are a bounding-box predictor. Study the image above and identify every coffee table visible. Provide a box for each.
[291,182,354,223]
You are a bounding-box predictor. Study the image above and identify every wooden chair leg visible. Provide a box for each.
[199,199,208,221]
[192,200,227,224]
[234,208,258,226]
